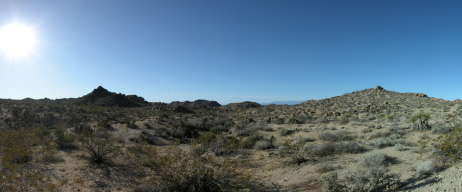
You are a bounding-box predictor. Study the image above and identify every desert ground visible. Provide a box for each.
[1,86,462,192]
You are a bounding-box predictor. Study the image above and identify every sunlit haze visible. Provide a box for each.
[0,22,38,59]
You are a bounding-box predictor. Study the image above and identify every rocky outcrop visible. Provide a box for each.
[76,86,148,107]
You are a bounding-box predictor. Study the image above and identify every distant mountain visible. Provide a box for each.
[76,86,148,107]
[260,100,304,105]
[225,101,262,110]
[168,99,221,113]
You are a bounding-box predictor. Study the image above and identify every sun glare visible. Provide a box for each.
[0,22,38,59]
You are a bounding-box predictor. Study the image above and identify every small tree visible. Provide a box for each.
[410,112,431,131]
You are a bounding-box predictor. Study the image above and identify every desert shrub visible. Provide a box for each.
[369,138,396,148]
[432,125,452,134]
[362,128,373,134]
[410,112,431,131]
[368,130,392,139]
[393,144,408,151]
[322,158,401,192]
[127,121,138,129]
[0,128,41,164]
[169,121,204,143]
[295,136,316,144]
[240,135,265,149]
[277,140,314,165]
[305,142,367,157]
[434,127,462,160]
[306,143,336,157]
[55,128,77,151]
[0,128,59,191]
[321,173,348,192]
[415,160,436,178]
[361,153,397,168]
[287,117,304,124]
[79,127,120,164]
[193,132,241,155]
[335,142,367,154]
[0,168,59,192]
[137,146,273,192]
[338,113,352,124]
[245,122,272,132]
[290,150,310,165]
[317,163,339,174]
[271,117,285,124]
[319,131,353,142]
[279,128,295,136]
[343,166,401,192]
[254,140,273,150]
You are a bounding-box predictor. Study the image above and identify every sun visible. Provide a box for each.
[0,22,38,59]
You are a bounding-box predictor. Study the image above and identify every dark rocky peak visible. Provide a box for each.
[77,86,148,107]
[87,86,112,99]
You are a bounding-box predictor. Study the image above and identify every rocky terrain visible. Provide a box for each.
[1,86,462,192]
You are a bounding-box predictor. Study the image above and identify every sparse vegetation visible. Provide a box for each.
[319,131,353,142]
[305,142,367,157]
[322,153,401,192]
[279,128,295,136]
[133,146,276,192]
[415,160,437,178]
[0,86,460,191]
[434,126,462,160]
[0,128,59,191]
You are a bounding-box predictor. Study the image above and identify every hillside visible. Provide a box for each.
[0,86,461,191]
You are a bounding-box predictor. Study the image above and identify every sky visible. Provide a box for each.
[1,0,462,104]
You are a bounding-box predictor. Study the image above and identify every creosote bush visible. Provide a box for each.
[434,126,462,160]
[133,146,275,192]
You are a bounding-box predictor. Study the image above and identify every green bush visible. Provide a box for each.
[410,112,431,131]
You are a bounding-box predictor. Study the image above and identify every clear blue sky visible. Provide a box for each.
[1,0,462,104]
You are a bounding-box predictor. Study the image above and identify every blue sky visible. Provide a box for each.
[1,0,462,104]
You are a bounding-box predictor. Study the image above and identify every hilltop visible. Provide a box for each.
[76,86,149,107]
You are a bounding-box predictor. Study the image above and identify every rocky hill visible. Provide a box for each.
[76,86,148,107]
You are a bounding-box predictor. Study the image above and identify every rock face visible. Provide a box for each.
[77,86,148,107]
